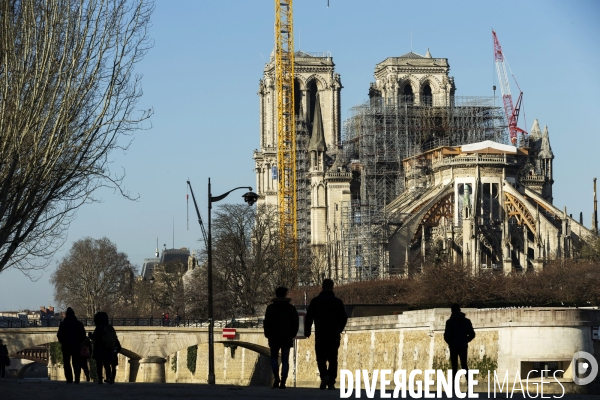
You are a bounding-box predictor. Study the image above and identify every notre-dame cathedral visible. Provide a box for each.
[253,49,598,283]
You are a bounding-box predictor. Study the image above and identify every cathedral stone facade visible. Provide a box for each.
[254,49,598,282]
[369,49,456,107]
[254,51,348,272]
[387,134,594,275]
[254,51,342,208]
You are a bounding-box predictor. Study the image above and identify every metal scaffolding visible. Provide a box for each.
[295,111,312,278]
[340,95,506,281]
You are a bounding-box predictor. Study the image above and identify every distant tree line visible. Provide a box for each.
[290,260,600,309]
[51,218,600,319]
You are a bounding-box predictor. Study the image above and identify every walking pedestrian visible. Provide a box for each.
[175,313,182,327]
[89,311,117,384]
[263,287,299,389]
[0,339,9,378]
[109,337,122,383]
[80,336,92,382]
[444,304,476,385]
[304,279,348,390]
[56,307,86,383]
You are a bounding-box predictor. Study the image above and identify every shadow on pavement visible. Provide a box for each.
[0,379,596,400]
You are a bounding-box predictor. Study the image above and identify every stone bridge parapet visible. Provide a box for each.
[0,308,599,391]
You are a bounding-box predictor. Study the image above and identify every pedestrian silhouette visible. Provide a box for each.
[0,338,9,378]
[444,304,476,384]
[56,307,86,383]
[89,311,117,384]
[263,287,299,389]
[304,279,348,390]
[175,313,182,327]
[80,336,92,382]
[109,337,122,383]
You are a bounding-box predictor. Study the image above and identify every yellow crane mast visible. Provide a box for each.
[274,0,298,271]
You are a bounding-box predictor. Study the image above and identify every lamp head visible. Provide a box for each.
[242,190,259,206]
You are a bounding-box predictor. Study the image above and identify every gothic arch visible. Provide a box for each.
[313,183,325,206]
[421,82,433,106]
[305,74,328,90]
[399,81,414,95]
[418,75,442,93]
[398,78,417,104]
[294,75,307,89]
[398,75,420,92]
[411,192,455,245]
[504,192,536,236]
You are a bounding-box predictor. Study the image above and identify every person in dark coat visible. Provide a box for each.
[109,337,122,383]
[80,336,92,382]
[304,279,348,390]
[263,287,299,389]
[56,307,86,383]
[89,311,115,384]
[444,304,476,383]
[0,339,8,378]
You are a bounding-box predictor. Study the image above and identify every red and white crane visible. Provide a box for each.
[493,30,527,145]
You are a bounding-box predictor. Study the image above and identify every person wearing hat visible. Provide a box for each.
[57,307,86,383]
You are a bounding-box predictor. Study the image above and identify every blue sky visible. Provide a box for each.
[2,0,599,311]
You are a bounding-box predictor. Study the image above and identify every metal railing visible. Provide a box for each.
[0,317,264,329]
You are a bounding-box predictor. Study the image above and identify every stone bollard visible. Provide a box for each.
[138,356,167,383]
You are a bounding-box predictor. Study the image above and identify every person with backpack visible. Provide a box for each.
[89,311,117,384]
[56,307,86,383]
[263,287,299,389]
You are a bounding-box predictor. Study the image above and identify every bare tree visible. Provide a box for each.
[148,260,187,315]
[580,234,600,261]
[51,237,134,317]
[0,0,154,276]
[305,245,329,286]
[183,263,208,319]
[205,204,282,318]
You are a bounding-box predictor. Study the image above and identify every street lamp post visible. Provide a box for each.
[206,177,257,385]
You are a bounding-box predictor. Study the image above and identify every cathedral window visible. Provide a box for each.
[421,83,433,106]
[400,83,414,105]
[308,80,319,128]
[294,79,302,116]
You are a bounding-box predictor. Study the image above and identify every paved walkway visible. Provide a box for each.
[0,379,598,399]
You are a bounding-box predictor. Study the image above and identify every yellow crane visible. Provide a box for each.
[274,0,297,272]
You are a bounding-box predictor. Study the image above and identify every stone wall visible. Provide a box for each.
[162,343,270,386]
[7,307,600,393]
